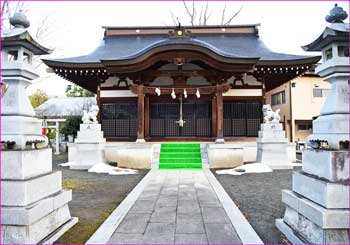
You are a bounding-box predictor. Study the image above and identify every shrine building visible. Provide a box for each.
[43,24,320,142]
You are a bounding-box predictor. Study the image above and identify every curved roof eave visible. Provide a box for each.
[303,24,350,51]
[2,28,52,55]
[43,34,320,68]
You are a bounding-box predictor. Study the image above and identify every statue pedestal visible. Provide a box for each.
[66,124,106,170]
[256,123,293,169]
[276,149,349,244]
[1,148,78,244]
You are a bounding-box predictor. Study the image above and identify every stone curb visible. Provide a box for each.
[204,168,264,244]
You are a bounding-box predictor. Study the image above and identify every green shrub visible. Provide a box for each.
[61,116,81,137]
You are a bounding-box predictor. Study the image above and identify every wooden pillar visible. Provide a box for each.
[262,79,266,104]
[137,84,145,142]
[216,84,224,143]
[96,85,101,123]
[212,96,217,138]
[144,96,150,139]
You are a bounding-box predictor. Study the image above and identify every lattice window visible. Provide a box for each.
[223,101,262,137]
[100,101,137,138]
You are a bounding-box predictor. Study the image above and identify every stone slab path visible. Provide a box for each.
[107,170,241,244]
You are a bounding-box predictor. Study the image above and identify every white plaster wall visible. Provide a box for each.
[100,90,137,97]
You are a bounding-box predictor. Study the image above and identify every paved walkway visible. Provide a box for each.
[87,168,263,244]
[107,170,241,244]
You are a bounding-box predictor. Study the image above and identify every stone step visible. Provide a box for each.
[282,189,349,228]
[292,171,349,209]
[1,204,72,244]
[283,206,349,244]
[2,190,72,225]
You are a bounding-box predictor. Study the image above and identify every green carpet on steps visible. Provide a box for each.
[159,143,202,169]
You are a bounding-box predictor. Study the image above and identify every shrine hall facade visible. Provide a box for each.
[43,25,320,142]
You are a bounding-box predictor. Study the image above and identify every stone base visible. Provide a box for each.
[105,143,152,169]
[256,142,293,169]
[292,171,349,208]
[215,138,225,144]
[207,144,243,169]
[302,149,349,182]
[282,190,349,228]
[39,217,78,244]
[283,206,349,244]
[71,143,106,170]
[2,171,62,206]
[276,219,306,244]
[1,115,42,136]
[2,190,72,225]
[1,148,52,180]
[1,204,72,244]
[74,123,105,143]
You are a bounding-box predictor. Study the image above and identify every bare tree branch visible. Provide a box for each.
[192,0,196,25]
[198,5,203,26]
[221,4,227,25]
[224,6,243,25]
[203,2,209,25]
[183,0,194,26]
[169,10,179,26]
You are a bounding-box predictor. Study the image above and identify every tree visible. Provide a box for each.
[29,89,48,108]
[1,0,24,30]
[65,84,95,97]
[170,1,242,26]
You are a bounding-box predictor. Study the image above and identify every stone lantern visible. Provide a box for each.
[276,4,349,244]
[1,12,78,244]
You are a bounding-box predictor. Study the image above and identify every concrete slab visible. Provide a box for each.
[150,211,176,223]
[115,213,150,234]
[175,234,208,244]
[205,223,242,244]
[128,200,156,214]
[142,223,175,244]
[201,207,231,224]
[108,233,143,244]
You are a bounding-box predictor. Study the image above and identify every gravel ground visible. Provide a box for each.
[52,153,148,244]
[213,168,300,244]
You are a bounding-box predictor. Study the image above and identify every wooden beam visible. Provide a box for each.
[137,84,145,140]
[216,84,224,141]
[129,84,230,95]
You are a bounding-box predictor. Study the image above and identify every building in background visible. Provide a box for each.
[43,25,319,142]
[266,67,330,143]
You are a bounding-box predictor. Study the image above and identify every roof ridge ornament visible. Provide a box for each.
[168,23,191,39]
[9,10,30,28]
[325,3,348,23]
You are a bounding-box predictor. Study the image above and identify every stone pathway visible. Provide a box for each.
[107,170,242,244]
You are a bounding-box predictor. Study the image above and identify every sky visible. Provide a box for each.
[21,0,349,97]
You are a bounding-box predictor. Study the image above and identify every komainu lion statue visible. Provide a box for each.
[82,105,99,124]
[262,104,281,123]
